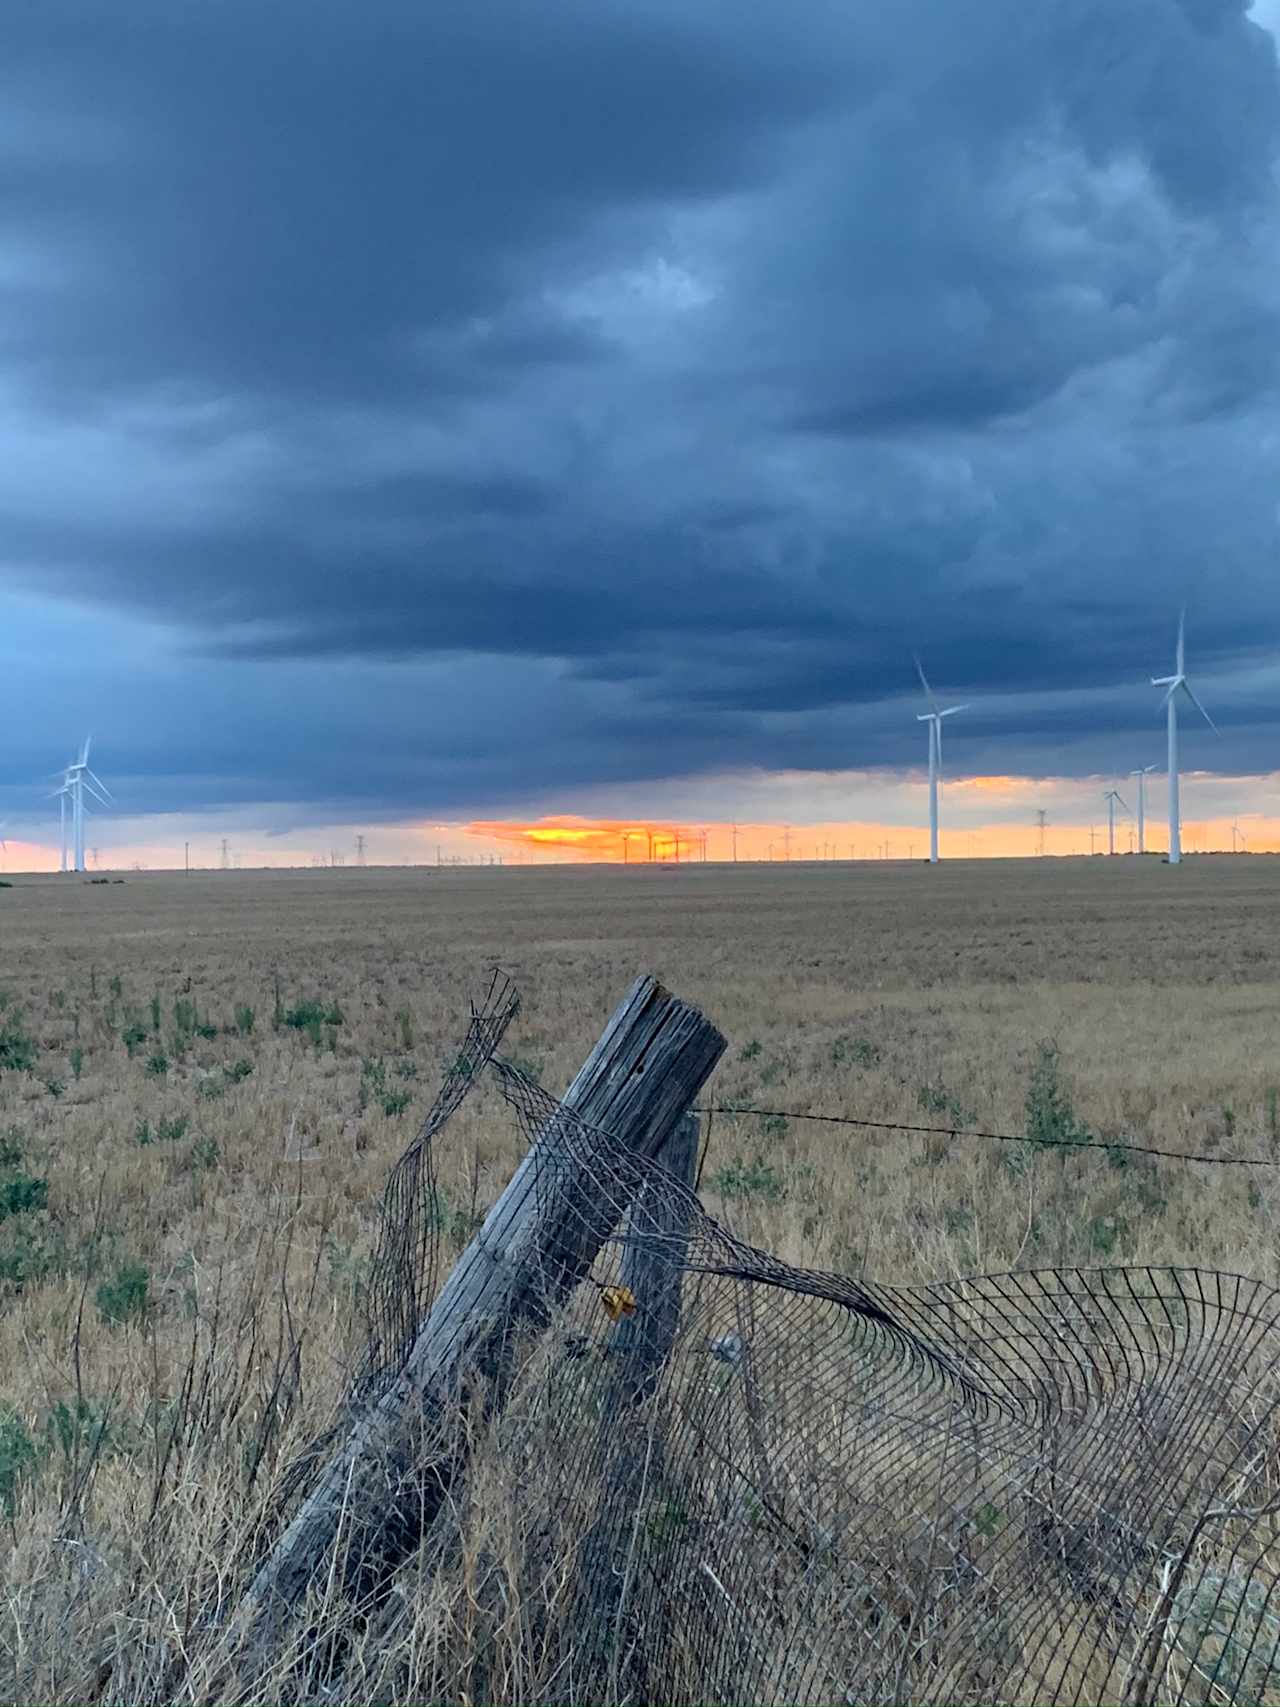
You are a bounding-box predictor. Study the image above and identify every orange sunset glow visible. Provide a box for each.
[463,811,1280,863]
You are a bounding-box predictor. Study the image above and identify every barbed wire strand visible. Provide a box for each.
[695,1103,1280,1168]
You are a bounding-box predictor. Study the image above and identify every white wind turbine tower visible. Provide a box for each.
[1129,765,1156,855]
[1103,788,1130,856]
[49,774,72,871]
[1151,611,1216,866]
[915,657,968,864]
[63,738,112,874]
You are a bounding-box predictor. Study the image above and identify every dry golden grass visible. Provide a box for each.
[1,854,1279,1702]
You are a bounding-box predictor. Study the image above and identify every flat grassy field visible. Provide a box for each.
[1,856,1278,1700]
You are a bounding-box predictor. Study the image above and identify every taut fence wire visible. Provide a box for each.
[245,979,1280,1706]
[697,1102,1280,1169]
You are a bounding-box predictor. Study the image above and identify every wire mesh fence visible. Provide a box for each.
[253,979,1280,1706]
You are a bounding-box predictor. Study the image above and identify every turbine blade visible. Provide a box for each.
[913,653,938,710]
[1180,680,1219,734]
[1176,609,1185,677]
[85,769,112,799]
[938,704,968,717]
[1115,795,1131,813]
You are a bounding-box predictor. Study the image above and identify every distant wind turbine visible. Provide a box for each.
[914,657,968,865]
[1103,788,1130,856]
[59,738,112,874]
[1129,765,1156,855]
[1152,611,1216,866]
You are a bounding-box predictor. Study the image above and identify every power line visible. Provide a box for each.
[694,1102,1280,1168]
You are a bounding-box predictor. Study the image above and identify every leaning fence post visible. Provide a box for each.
[606,1106,700,1406]
[224,975,725,1678]
[570,1107,701,1699]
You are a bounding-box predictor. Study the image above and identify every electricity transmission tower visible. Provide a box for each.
[221,838,230,871]
[356,834,366,866]
[1036,810,1047,857]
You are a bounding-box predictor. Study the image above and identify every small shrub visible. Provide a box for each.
[173,998,197,1038]
[69,1046,83,1080]
[0,1011,36,1075]
[95,1262,150,1325]
[0,1411,38,1516]
[145,1053,169,1078]
[43,1077,66,1099]
[1024,1042,1087,1152]
[234,1003,255,1037]
[381,1088,411,1118]
[139,1115,189,1146]
[917,1083,976,1128]
[226,1058,254,1083]
[121,1019,148,1056]
[739,1039,763,1062]
[395,1006,414,1050]
[197,1075,224,1101]
[1087,1214,1129,1258]
[45,1397,119,1462]
[0,1175,48,1221]
[0,1225,58,1291]
[426,1191,484,1246]
[831,1035,880,1068]
[283,999,344,1030]
[325,1237,369,1302]
[713,1155,785,1202]
[191,1137,220,1170]
[0,1128,22,1168]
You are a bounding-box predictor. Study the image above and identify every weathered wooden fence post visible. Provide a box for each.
[607,1106,700,1405]
[568,1107,702,1701]
[227,975,724,1675]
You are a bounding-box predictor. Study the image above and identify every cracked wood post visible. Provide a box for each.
[570,1108,702,1698]
[607,1106,700,1407]
[231,974,725,1667]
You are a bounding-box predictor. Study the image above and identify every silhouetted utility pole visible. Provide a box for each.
[1036,810,1047,857]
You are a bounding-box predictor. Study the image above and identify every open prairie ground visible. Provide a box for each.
[1,855,1278,1700]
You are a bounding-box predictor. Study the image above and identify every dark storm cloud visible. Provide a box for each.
[2,0,1280,821]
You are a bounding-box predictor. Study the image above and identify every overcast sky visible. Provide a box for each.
[2,0,1279,855]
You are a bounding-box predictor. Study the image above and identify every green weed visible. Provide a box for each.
[0,1175,48,1221]
[713,1155,786,1202]
[0,1011,36,1075]
[95,1263,150,1325]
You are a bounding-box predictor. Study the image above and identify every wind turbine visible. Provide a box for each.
[1152,612,1216,866]
[914,657,968,864]
[1103,788,1130,856]
[61,739,112,874]
[1129,765,1156,855]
